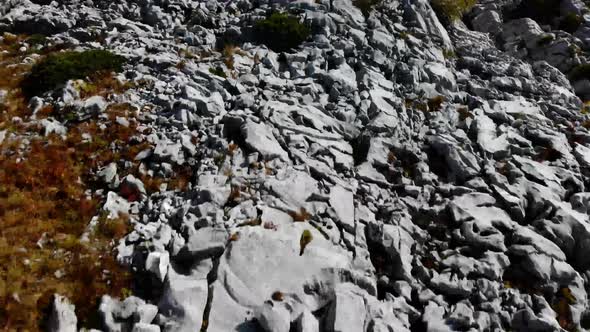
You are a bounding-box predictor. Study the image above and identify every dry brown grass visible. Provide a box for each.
[457,105,472,121]
[0,134,133,330]
[140,164,193,193]
[77,72,133,100]
[271,291,284,301]
[0,36,139,330]
[223,45,237,70]
[0,33,198,330]
[431,0,477,22]
[0,34,34,130]
[289,208,312,222]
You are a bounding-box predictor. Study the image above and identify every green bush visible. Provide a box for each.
[253,12,310,52]
[21,49,125,98]
[431,0,477,22]
[27,34,47,47]
[504,0,560,26]
[353,0,381,17]
[570,64,590,81]
[209,66,227,78]
[537,34,555,46]
[559,13,583,33]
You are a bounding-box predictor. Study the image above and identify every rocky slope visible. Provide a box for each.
[4,0,590,331]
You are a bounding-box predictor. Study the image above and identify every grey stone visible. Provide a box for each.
[145,251,169,282]
[132,323,161,332]
[98,163,120,189]
[48,294,77,332]
[241,119,289,161]
[329,185,355,232]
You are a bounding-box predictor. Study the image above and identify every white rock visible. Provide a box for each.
[329,185,355,232]
[103,191,131,219]
[48,294,77,332]
[145,251,170,282]
[241,119,288,161]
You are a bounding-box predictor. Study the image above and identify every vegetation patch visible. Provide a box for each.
[289,208,312,222]
[503,0,558,24]
[569,63,590,81]
[0,36,143,330]
[26,34,48,47]
[559,13,583,33]
[299,229,313,256]
[21,49,125,98]
[503,0,582,35]
[431,0,477,22]
[253,12,311,52]
[0,132,135,329]
[405,95,446,113]
[537,34,555,46]
[209,66,227,78]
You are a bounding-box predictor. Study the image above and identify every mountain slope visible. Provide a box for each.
[3,0,590,331]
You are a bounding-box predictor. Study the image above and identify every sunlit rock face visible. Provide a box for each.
[6,0,590,331]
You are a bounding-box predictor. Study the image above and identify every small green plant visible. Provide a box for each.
[559,13,583,33]
[569,63,590,81]
[299,229,313,256]
[253,12,311,52]
[431,0,477,22]
[353,0,381,17]
[21,49,125,98]
[442,48,456,59]
[27,34,47,47]
[568,44,583,57]
[209,66,227,78]
[537,34,555,46]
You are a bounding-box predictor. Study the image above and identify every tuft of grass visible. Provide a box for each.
[223,44,236,70]
[271,291,284,301]
[442,49,456,59]
[289,208,312,222]
[457,106,472,121]
[253,12,311,52]
[21,49,126,98]
[176,60,187,70]
[229,233,240,242]
[427,95,445,112]
[237,218,262,228]
[26,34,47,47]
[569,63,590,81]
[96,213,132,239]
[405,95,445,113]
[299,229,313,256]
[559,13,583,33]
[537,34,555,46]
[209,66,227,78]
[78,72,134,100]
[431,0,477,22]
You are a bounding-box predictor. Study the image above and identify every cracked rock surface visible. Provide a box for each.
[7,0,590,331]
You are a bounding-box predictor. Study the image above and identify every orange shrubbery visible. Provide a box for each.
[0,133,134,329]
[0,35,136,329]
[0,33,194,330]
